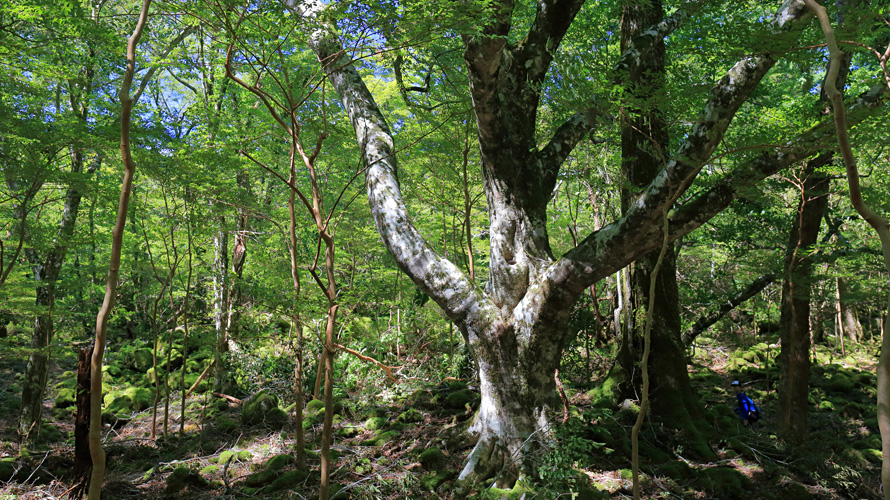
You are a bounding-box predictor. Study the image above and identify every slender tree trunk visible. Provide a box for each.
[88,4,151,497]
[837,277,863,343]
[72,342,94,498]
[212,219,231,392]
[778,158,829,442]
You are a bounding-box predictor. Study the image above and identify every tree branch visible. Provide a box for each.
[287,0,498,336]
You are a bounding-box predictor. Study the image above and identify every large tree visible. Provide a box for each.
[290,0,888,487]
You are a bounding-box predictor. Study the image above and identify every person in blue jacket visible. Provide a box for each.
[732,380,761,426]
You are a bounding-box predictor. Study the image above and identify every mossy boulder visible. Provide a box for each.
[267,470,310,492]
[242,389,287,429]
[396,408,423,424]
[337,425,362,438]
[54,388,76,408]
[242,469,278,487]
[445,389,476,409]
[698,467,750,498]
[825,374,855,393]
[200,465,220,476]
[778,481,812,500]
[658,461,692,481]
[419,447,446,471]
[422,471,451,491]
[364,406,388,418]
[0,457,17,481]
[123,387,154,412]
[264,454,295,471]
[303,414,319,430]
[407,388,438,409]
[360,429,399,446]
[306,398,326,416]
[131,349,155,372]
[165,467,208,493]
[364,416,387,430]
[105,394,135,415]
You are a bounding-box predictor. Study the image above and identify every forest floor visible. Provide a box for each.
[0,328,884,499]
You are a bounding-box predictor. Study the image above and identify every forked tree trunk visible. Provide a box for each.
[291,0,842,488]
[778,159,829,442]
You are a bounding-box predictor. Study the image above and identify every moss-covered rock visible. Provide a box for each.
[237,450,253,461]
[242,469,277,487]
[131,348,155,372]
[658,461,692,481]
[0,457,17,481]
[778,481,812,500]
[364,416,387,430]
[862,448,882,463]
[337,425,362,438]
[698,467,750,498]
[166,467,208,493]
[396,408,423,424]
[306,398,326,416]
[200,465,220,475]
[267,470,310,492]
[264,454,295,471]
[825,374,854,393]
[123,387,154,412]
[360,429,399,447]
[242,389,287,429]
[422,471,451,491]
[364,406,388,418]
[54,387,76,408]
[303,414,319,430]
[445,389,475,409]
[419,447,446,471]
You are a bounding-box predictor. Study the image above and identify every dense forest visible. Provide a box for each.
[1,0,889,498]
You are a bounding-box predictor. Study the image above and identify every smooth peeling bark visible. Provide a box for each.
[289,0,879,488]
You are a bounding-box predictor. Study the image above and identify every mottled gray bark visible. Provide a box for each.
[837,277,863,342]
[212,219,231,392]
[18,154,100,440]
[287,0,885,486]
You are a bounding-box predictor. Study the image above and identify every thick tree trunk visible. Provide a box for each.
[291,0,836,488]
[778,159,829,442]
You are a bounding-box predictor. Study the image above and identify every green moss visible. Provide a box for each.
[131,348,154,372]
[165,467,208,493]
[267,470,310,492]
[659,461,691,480]
[619,468,633,480]
[218,450,236,465]
[698,467,750,497]
[264,454,295,471]
[306,398,325,415]
[818,400,834,411]
[445,389,475,409]
[364,416,387,430]
[200,465,219,475]
[778,482,812,500]
[242,389,286,429]
[360,429,399,446]
[396,408,423,423]
[422,471,451,491]
[123,387,153,411]
[242,469,277,487]
[302,415,318,430]
[54,388,76,408]
[336,425,362,438]
[419,447,446,471]
[841,448,869,468]
[483,478,535,499]
[237,450,253,461]
[365,406,387,418]
[825,374,854,393]
[862,449,883,463]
